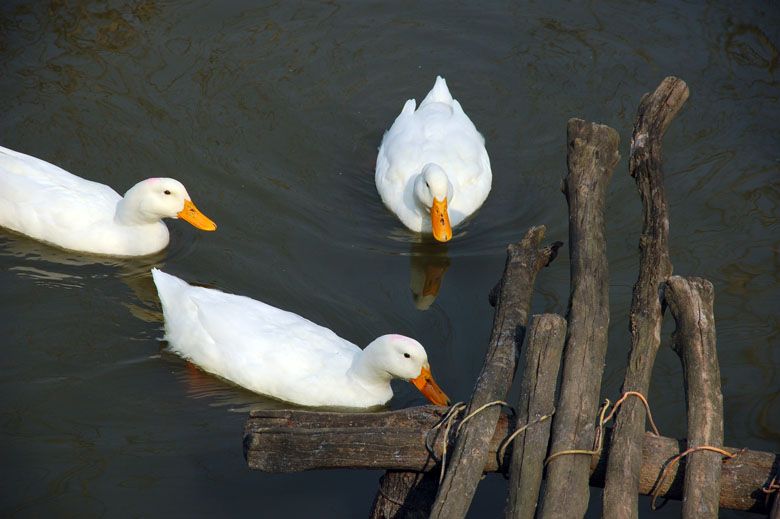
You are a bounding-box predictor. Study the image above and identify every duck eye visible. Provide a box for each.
[164,190,171,195]
[404,353,411,359]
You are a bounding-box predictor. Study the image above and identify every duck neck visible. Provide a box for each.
[347,344,393,392]
[415,164,453,209]
[114,187,157,226]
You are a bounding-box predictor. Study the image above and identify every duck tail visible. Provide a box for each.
[151,268,190,307]
[420,76,453,106]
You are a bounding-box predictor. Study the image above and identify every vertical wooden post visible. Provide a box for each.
[603,76,689,519]
[369,471,439,519]
[665,276,723,518]
[771,489,780,519]
[427,227,560,519]
[538,119,619,519]
[504,314,566,519]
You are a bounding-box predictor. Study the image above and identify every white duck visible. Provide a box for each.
[151,269,450,408]
[0,145,216,256]
[375,76,492,242]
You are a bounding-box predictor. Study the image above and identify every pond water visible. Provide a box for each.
[1,1,777,517]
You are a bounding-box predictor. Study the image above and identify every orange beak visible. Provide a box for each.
[410,363,450,406]
[431,197,452,242]
[178,199,217,231]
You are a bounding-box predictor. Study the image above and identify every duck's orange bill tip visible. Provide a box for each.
[430,197,452,242]
[410,365,451,407]
[178,199,217,231]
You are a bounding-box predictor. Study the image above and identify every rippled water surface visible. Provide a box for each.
[1,1,778,517]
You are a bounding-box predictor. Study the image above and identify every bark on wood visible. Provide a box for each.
[369,471,438,519]
[538,119,620,519]
[429,225,559,519]
[504,314,566,519]
[664,276,724,518]
[243,406,779,514]
[603,76,689,519]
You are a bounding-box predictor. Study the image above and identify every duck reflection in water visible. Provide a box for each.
[0,228,172,323]
[409,238,451,310]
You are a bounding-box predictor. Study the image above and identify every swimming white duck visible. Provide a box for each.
[375,76,492,242]
[0,145,216,256]
[151,269,451,408]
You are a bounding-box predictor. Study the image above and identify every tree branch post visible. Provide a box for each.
[538,119,620,519]
[504,314,566,519]
[428,226,560,519]
[603,76,689,519]
[369,470,439,519]
[664,276,724,518]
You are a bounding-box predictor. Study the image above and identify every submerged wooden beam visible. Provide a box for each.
[429,226,560,519]
[243,406,779,514]
[665,276,724,518]
[504,314,566,519]
[538,119,620,519]
[603,76,689,519]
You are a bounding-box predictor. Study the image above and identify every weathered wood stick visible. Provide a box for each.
[243,406,779,514]
[603,76,689,519]
[538,119,620,519]
[504,314,566,519]
[429,226,558,519]
[771,488,780,519]
[664,276,724,518]
[369,470,439,519]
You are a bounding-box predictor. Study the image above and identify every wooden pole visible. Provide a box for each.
[603,76,689,519]
[664,276,724,518]
[243,406,779,514]
[504,314,566,519]
[538,119,620,519]
[369,471,439,519]
[428,226,561,519]
[771,489,780,519]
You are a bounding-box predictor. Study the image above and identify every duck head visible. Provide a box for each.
[414,164,454,242]
[119,178,217,230]
[362,334,450,406]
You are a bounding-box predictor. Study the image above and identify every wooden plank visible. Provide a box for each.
[664,276,724,518]
[504,314,566,519]
[537,118,620,519]
[427,226,561,519]
[243,406,780,514]
[603,76,689,519]
[244,405,512,473]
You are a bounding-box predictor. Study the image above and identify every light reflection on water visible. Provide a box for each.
[1,1,778,518]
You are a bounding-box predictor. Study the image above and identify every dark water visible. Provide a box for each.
[1,1,777,517]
